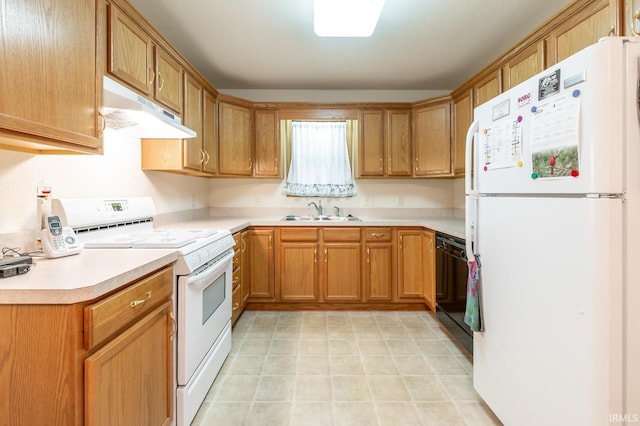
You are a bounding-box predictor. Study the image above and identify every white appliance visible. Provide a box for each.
[52,197,234,426]
[465,37,640,426]
[103,75,197,139]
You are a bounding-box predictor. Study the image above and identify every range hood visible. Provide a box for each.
[102,75,196,139]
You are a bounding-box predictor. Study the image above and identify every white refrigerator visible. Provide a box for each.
[465,37,640,426]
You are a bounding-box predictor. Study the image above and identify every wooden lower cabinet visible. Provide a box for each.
[270,226,433,308]
[397,229,428,300]
[423,230,436,311]
[85,301,173,426]
[247,228,276,301]
[278,228,319,301]
[323,228,362,301]
[364,228,394,301]
[231,232,243,324]
[0,266,174,426]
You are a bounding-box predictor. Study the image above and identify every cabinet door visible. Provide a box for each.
[280,243,319,301]
[474,70,501,107]
[219,102,253,176]
[323,243,362,301]
[154,46,182,114]
[108,4,153,96]
[386,110,412,176]
[202,90,218,174]
[85,301,173,426]
[241,231,250,305]
[254,109,281,177]
[397,229,427,300]
[0,0,102,152]
[358,110,385,177]
[423,230,436,311]
[182,74,203,171]
[502,41,545,91]
[546,1,614,64]
[364,243,393,301]
[413,102,452,177]
[247,229,275,300]
[452,90,473,176]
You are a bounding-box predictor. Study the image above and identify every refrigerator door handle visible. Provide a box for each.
[465,120,479,196]
[465,120,479,263]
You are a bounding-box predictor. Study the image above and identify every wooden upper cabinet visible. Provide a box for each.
[452,89,473,176]
[108,3,183,115]
[108,4,154,96]
[413,100,452,177]
[546,0,615,64]
[254,109,281,177]
[358,108,411,177]
[202,90,218,174]
[182,74,204,171]
[359,110,385,176]
[474,70,502,107]
[154,46,183,114]
[502,41,546,91]
[386,110,412,176]
[0,0,103,154]
[218,101,253,176]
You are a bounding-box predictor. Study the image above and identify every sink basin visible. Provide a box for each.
[281,214,360,222]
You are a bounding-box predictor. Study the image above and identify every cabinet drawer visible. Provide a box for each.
[323,227,361,242]
[232,233,241,269]
[84,266,173,350]
[365,227,392,242]
[232,267,241,290]
[231,284,242,324]
[280,227,318,241]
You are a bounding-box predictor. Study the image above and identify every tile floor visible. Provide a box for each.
[192,310,502,426]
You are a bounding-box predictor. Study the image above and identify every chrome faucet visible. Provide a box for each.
[308,200,323,216]
[334,206,341,217]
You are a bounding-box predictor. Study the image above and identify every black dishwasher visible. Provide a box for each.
[435,233,473,354]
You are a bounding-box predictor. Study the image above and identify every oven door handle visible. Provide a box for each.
[184,251,233,288]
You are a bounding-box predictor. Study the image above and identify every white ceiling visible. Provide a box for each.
[126,0,573,91]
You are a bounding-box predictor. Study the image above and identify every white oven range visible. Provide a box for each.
[53,197,234,426]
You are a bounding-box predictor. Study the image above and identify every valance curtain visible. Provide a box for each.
[283,121,356,197]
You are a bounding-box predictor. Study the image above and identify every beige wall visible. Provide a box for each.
[0,129,463,240]
[0,130,210,236]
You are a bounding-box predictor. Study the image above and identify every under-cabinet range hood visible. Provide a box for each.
[102,75,196,139]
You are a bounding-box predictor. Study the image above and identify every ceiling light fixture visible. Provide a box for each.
[313,0,385,37]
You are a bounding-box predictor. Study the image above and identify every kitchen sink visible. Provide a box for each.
[281,214,360,222]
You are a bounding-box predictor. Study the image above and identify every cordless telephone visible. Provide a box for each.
[40,215,82,258]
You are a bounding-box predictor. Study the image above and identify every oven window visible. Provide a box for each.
[202,272,226,324]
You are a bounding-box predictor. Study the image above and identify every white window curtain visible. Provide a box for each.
[283,121,356,197]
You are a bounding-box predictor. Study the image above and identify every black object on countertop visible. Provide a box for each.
[0,256,33,278]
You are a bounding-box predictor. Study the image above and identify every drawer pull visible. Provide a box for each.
[232,302,240,311]
[371,233,386,238]
[130,291,152,308]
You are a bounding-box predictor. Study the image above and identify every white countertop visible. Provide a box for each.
[0,215,464,305]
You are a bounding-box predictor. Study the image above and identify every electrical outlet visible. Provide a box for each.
[397,196,404,207]
[255,196,261,205]
[365,196,374,206]
[191,194,196,208]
